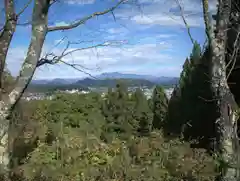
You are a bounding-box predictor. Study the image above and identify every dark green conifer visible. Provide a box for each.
[152,86,168,129]
[132,88,152,136]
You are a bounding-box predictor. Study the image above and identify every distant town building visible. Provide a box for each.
[22,87,174,101]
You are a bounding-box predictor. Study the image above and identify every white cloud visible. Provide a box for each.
[7,0,215,79]
[121,64,181,76]
[59,42,173,74]
[6,48,26,70]
[131,13,203,27]
[7,40,180,79]
[107,27,128,34]
[156,34,176,38]
[116,0,217,28]
[54,21,70,27]
[54,38,66,45]
[64,0,95,5]
[58,42,173,67]
[6,44,53,77]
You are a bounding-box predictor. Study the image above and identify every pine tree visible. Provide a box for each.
[152,86,168,129]
[190,41,201,65]
[164,85,183,136]
[132,88,152,136]
[179,57,190,88]
[164,44,216,148]
[101,82,134,140]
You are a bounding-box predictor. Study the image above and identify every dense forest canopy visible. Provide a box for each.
[10,84,217,181]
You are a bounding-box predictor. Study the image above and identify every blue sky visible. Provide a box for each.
[2,0,217,79]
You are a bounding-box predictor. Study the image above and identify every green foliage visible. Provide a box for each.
[20,132,130,181]
[102,84,153,139]
[179,57,190,88]
[10,80,217,181]
[152,86,168,129]
[179,42,201,89]
[165,44,217,149]
[132,88,153,136]
[164,86,182,136]
[190,41,202,64]
[101,84,134,142]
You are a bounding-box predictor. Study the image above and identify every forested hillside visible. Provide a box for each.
[9,84,217,181]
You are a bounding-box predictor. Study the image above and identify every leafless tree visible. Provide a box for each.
[0,0,127,177]
[202,0,239,180]
[0,0,32,97]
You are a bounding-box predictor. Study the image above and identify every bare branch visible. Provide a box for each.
[202,0,215,48]
[226,31,240,79]
[47,36,68,53]
[47,0,126,32]
[55,60,98,79]
[0,21,31,28]
[37,39,126,79]
[37,40,125,67]
[16,0,32,17]
[50,0,59,6]
[174,0,194,44]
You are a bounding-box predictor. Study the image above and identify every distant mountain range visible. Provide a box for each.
[31,72,179,85]
[97,72,179,84]
[74,78,156,88]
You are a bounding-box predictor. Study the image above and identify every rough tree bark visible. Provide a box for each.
[0,0,32,96]
[0,0,50,176]
[0,0,17,96]
[202,0,239,180]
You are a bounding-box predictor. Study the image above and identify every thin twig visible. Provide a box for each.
[226,30,240,79]
[47,0,126,32]
[174,0,194,44]
[16,0,32,17]
[37,40,125,78]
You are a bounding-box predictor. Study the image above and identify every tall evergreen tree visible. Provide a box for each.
[190,41,201,65]
[179,57,190,88]
[164,44,216,150]
[132,88,152,136]
[164,85,183,136]
[101,82,134,140]
[152,86,168,129]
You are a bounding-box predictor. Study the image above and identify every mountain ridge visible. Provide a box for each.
[31,72,179,85]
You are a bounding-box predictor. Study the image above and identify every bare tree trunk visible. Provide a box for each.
[0,1,17,178]
[0,0,17,94]
[202,0,239,180]
[0,0,50,177]
[212,54,239,181]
